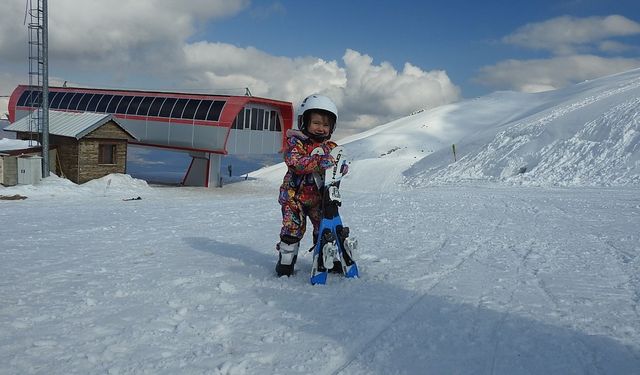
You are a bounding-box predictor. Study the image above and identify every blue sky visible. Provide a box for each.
[1,0,640,136]
[209,0,640,96]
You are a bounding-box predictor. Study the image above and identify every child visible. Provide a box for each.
[276,94,341,277]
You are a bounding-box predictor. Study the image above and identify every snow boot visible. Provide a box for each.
[276,241,299,277]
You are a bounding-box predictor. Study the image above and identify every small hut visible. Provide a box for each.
[4,110,137,184]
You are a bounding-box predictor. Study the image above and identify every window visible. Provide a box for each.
[116,96,134,114]
[206,101,225,121]
[251,108,259,130]
[58,92,75,109]
[96,95,113,112]
[98,144,117,164]
[274,112,282,131]
[262,109,268,131]
[147,97,166,117]
[244,108,251,129]
[50,92,68,108]
[86,94,103,111]
[194,100,213,120]
[66,93,83,110]
[234,108,245,129]
[159,98,177,117]
[181,99,201,119]
[136,96,154,116]
[269,111,277,131]
[126,96,144,115]
[47,91,61,107]
[106,95,124,113]
[17,90,32,106]
[76,93,94,111]
[170,98,188,118]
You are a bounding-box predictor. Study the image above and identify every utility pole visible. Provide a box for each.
[27,0,49,177]
[42,0,49,177]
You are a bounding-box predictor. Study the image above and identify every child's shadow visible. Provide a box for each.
[183,236,275,274]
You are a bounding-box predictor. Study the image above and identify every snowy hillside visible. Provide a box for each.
[255,68,640,190]
[1,69,640,374]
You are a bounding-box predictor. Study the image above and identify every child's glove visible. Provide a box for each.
[318,154,335,170]
[340,162,349,175]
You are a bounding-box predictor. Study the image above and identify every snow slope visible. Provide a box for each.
[1,69,640,374]
[256,68,640,190]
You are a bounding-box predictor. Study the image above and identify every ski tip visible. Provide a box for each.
[310,272,328,285]
[344,264,359,278]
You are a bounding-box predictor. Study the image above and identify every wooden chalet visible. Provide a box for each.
[4,110,137,184]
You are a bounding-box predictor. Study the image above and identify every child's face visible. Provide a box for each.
[307,112,332,139]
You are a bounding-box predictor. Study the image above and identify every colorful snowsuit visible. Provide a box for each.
[279,129,336,242]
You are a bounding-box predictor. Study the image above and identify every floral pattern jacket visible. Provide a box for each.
[278,129,336,208]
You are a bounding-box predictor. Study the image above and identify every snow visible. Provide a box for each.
[1,69,640,374]
[0,138,35,151]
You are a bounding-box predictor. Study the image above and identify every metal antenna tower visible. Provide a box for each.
[26,0,50,177]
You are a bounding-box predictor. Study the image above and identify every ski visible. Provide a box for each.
[310,146,359,285]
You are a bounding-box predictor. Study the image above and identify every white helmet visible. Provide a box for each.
[297,94,338,136]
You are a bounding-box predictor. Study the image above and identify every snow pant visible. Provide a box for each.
[280,200,322,244]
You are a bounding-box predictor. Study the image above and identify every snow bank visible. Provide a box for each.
[0,173,150,199]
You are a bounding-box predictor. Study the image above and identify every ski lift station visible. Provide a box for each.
[8,85,293,187]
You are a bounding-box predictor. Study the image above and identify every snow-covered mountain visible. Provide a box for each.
[255,68,640,189]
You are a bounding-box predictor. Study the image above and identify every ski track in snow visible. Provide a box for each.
[2,182,638,374]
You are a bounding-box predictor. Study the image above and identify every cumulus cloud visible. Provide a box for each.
[503,15,640,55]
[476,15,640,93]
[476,55,640,93]
[181,44,460,136]
[0,0,459,136]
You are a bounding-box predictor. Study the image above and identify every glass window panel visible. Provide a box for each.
[269,111,276,131]
[170,98,188,118]
[125,96,143,115]
[251,109,259,130]
[136,96,154,116]
[194,100,213,120]
[106,95,124,113]
[86,94,103,111]
[50,92,68,108]
[44,91,60,108]
[262,109,269,131]
[58,92,75,109]
[95,95,114,112]
[159,98,177,117]
[67,93,84,110]
[244,108,251,129]
[116,96,134,114]
[147,97,166,117]
[257,109,265,130]
[236,108,245,129]
[76,93,94,111]
[181,99,201,119]
[206,101,225,121]
[17,90,32,106]
[275,113,282,131]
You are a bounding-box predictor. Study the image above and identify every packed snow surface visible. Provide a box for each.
[1,69,639,374]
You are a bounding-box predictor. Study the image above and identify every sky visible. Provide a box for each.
[1,0,639,137]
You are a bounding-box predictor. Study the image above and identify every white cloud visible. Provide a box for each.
[0,0,459,136]
[503,15,640,55]
[476,55,640,93]
[181,44,461,136]
[476,15,640,93]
